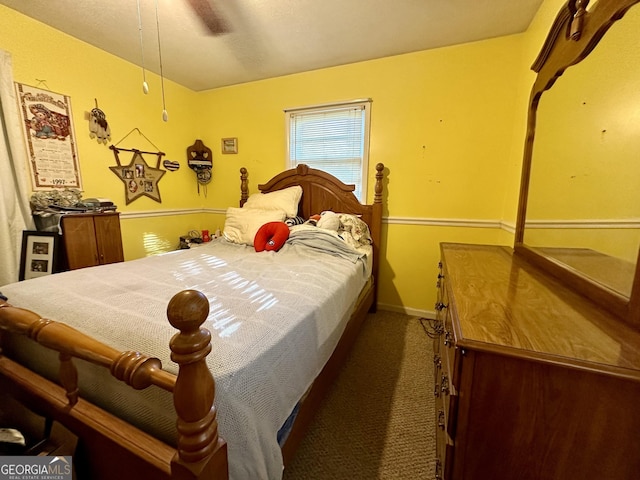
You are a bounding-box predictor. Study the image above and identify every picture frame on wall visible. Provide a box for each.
[221,137,238,154]
[19,231,60,281]
[15,83,83,191]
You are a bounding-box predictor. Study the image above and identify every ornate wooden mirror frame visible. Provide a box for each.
[514,0,640,327]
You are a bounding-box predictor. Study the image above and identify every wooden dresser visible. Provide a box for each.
[61,212,124,270]
[434,243,640,480]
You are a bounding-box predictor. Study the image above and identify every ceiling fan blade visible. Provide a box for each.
[186,0,229,35]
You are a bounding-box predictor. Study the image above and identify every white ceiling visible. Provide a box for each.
[1,0,543,92]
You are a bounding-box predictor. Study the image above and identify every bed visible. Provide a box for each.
[0,163,385,480]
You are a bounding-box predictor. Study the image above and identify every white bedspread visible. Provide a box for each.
[1,237,371,480]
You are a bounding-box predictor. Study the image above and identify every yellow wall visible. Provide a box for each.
[1,0,577,314]
[500,0,567,225]
[0,6,208,259]
[196,35,525,311]
[199,37,523,219]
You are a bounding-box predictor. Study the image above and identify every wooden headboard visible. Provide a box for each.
[239,163,385,305]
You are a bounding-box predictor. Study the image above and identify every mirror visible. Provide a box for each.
[515,0,640,326]
[524,3,640,297]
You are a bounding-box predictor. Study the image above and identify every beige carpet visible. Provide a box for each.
[283,311,436,479]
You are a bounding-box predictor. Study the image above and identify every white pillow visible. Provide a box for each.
[243,185,303,217]
[223,207,286,246]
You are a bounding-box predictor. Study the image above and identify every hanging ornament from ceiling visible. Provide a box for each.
[155,0,169,122]
[136,0,168,121]
[136,0,149,94]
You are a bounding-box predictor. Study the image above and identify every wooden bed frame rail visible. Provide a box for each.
[0,290,227,480]
[0,163,386,479]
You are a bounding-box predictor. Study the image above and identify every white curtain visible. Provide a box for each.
[0,49,34,286]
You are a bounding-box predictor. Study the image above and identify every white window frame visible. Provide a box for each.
[285,98,372,202]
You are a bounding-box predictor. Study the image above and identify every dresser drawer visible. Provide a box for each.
[434,263,460,480]
[435,396,455,480]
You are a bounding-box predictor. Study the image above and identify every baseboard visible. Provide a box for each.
[376,302,436,319]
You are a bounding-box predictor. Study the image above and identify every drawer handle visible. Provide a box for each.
[433,353,442,369]
[441,374,450,395]
[437,409,446,430]
[435,302,447,312]
[443,330,453,347]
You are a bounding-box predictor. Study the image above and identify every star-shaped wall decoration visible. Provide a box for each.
[109,147,165,205]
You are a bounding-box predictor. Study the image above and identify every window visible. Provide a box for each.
[286,99,371,201]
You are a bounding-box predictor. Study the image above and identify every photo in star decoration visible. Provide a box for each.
[109,146,165,205]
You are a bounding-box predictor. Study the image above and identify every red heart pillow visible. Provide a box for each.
[254,221,290,252]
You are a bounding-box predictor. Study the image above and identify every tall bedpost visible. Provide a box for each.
[239,167,249,207]
[370,162,384,312]
[374,163,384,204]
[168,290,228,480]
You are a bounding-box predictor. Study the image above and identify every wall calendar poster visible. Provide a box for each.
[15,83,82,190]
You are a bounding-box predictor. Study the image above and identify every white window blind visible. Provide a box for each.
[286,99,371,201]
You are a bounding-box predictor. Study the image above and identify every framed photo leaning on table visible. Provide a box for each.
[19,231,60,281]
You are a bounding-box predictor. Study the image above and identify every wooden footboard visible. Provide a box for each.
[0,290,228,480]
[0,283,374,479]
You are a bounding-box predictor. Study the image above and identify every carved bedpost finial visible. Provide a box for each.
[570,0,589,40]
[168,290,219,464]
[240,167,248,206]
[374,163,384,204]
